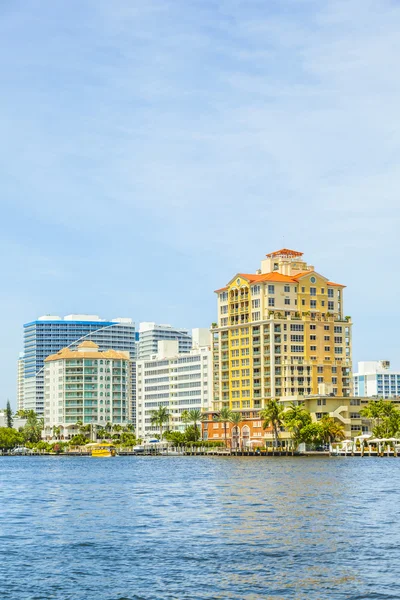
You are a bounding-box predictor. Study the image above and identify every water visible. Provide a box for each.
[0,456,399,600]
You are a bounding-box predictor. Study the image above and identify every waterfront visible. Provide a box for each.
[1,457,399,599]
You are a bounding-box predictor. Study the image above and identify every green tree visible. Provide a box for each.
[150,406,170,440]
[217,407,232,447]
[23,411,43,443]
[260,399,284,448]
[185,409,204,441]
[52,425,61,439]
[283,403,311,449]
[299,422,324,446]
[360,399,400,437]
[0,427,23,450]
[319,416,345,444]
[69,434,88,446]
[5,400,13,429]
[164,430,186,445]
[229,411,242,448]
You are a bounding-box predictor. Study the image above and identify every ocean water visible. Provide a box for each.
[0,456,399,600]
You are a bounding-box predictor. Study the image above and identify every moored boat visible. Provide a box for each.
[87,443,116,457]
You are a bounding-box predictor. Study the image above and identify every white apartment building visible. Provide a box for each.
[353,361,400,398]
[138,322,192,360]
[43,341,131,439]
[136,329,212,438]
[17,353,25,412]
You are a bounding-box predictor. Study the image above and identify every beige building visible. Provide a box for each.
[43,341,131,439]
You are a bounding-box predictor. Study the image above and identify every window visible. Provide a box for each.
[317,398,326,405]
[310,287,317,296]
[310,324,316,330]
[284,298,290,305]
[268,285,275,294]
[321,288,325,294]
[252,312,261,321]
[334,347,343,354]
[324,335,330,341]
[332,377,337,384]
[273,263,279,270]
[317,366,323,373]
[334,337,342,344]
[301,287,305,293]
[302,299,306,306]
[268,298,275,307]
[291,335,304,342]
[252,299,260,308]
[291,324,304,331]
[328,301,334,311]
[310,335,316,341]
[310,300,317,308]
[334,326,343,334]
[291,345,304,352]
[328,289,334,298]
[252,285,260,295]
[324,325,330,331]
[284,285,290,293]
[310,345,317,351]
[321,301,325,307]
[324,346,330,352]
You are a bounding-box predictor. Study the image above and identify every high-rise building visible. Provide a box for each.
[138,322,192,359]
[17,353,25,412]
[354,361,400,398]
[205,249,352,443]
[136,329,212,439]
[43,341,131,439]
[21,315,136,417]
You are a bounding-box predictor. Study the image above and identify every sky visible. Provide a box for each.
[1,0,400,407]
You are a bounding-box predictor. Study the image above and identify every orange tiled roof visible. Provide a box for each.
[45,347,130,362]
[239,272,296,283]
[291,271,312,280]
[266,248,303,258]
[327,281,345,287]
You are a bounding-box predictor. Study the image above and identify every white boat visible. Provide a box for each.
[160,448,185,456]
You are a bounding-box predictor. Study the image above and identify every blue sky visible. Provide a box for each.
[1,0,400,407]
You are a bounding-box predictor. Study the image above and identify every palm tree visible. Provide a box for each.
[260,399,284,449]
[150,406,170,440]
[283,402,311,449]
[185,409,205,441]
[360,400,385,431]
[229,411,242,449]
[319,416,345,445]
[23,411,43,443]
[52,425,61,440]
[218,407,232,448]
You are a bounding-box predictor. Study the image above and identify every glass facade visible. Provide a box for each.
[22,317,136,417]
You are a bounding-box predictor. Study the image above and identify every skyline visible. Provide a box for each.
[2,0,400,405]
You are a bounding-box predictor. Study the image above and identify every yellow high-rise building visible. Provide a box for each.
[212,249,352,413]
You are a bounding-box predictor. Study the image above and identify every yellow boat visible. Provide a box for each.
[87,443,116,457]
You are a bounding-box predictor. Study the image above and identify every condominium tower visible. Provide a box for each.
[20,315,136,417]
[43,341,131,438]
[136,329,212,439]
[138,322,192,359]
[354,361,400,398]
[211,249,352,414]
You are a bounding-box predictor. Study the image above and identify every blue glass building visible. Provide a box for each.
[21,315,137,418]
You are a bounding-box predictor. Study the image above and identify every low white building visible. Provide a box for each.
[0,411,27,430]
[353,361,400,398]
[136,328,212,438]
[43,341,131,439]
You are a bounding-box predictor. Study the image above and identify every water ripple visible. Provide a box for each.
[0,456,399,599]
